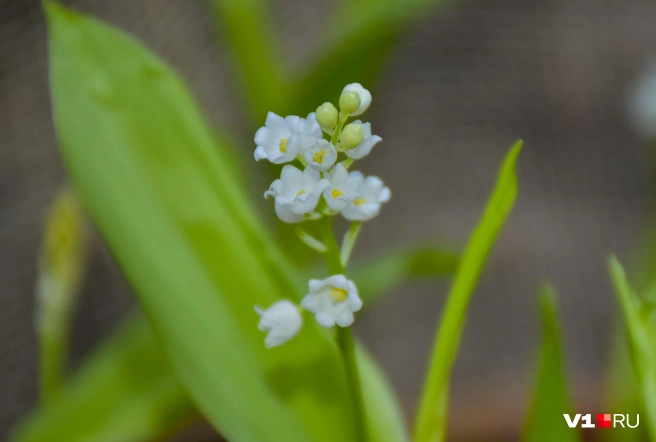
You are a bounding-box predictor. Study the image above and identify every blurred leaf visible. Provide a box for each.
[12,314,195,442]
[351,244,459,305]
[291,0,457,116]
[42,3,405,442]
[414,140,523,442]
[522,285,581,442]
[359,346,410,442]
[608,256,656,441]
[36,188,87,404]
[602,325,646,442]
[208,0,289,123]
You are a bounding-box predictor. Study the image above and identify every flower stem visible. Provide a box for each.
[330,112,349,146]
[337,327,368,441]
[319,216,368,442]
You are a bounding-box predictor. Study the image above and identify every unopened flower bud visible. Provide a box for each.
[339,91,361,115]
[339,123,364,150]
[316,102,338,131]
[341,83,371,116]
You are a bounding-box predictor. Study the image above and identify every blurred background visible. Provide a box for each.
[2,0,656,440]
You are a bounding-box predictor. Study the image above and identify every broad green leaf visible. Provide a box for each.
[414,140,523,442]
[351,245,459,305]
[522,285,581,442]
[42,3,405,442]
[11,313,194,442]
[608,256,656,441]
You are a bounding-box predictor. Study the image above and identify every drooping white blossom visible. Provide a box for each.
[254,112,322,163]
[342,175,390,221]
[341,83,372,116]
[301,275,362,328]
[344,121,382,159]
[302,139,337,172]
[255,300,303,348]
[265,165,329,223]
[322,164,363,212]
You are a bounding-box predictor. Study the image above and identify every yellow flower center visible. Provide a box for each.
[330,288,348,302]
[353,197,366,206]
[312,150,326,164]
[296,189,306,197]
[331,189,344,199]
[279,138,288,153]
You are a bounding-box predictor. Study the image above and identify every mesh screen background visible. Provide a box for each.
[2,0,656,440]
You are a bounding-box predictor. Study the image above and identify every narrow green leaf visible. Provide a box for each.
[208,0,289,123]
[42,3,406,442]
[522,285,581,442]
[414,140,523,442]
[11,314,194,442]
[602,326,646,442]
[608,256,656,441]
[291,0,457,116]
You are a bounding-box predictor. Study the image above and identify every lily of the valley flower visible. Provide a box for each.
[344,121,382,159]
[265,165,329,223]
[254,112,322,163]
[301,275,362,328]
[255,300,303,348]
[342,175,391,221]
[302,138,337,172]
[341,83,372,116]
[322,164,363,212]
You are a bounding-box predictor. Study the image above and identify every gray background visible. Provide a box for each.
[2,0,656,440]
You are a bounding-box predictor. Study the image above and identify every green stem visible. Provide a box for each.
[330,112,349,146]
[319,216,368,442]
[337,327,368,441]
[340,222,361,268]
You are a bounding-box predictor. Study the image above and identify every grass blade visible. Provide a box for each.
[414,140,523,442]
[608,256,656,441]
[522,285,581,442]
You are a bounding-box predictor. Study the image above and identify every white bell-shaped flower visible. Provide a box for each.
[322,164,363,212]
[302,138,337,172]
[342,83,372,116]
[301,275,362,328]
[255,300,303,348]
[265,165,329,223]
[344,121,382,159]
[342,175,391,221]
[254,112,322,164]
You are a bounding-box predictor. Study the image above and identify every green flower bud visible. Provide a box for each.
[340,123,364,150]
[339,91,361,115]
[316,102,338,130]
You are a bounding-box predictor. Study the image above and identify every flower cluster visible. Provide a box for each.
[256,83,389,224]
[254,83,389,347]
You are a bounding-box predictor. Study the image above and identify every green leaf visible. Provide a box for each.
[42,3,406,441]
[207,0,289,123]
[291,0,457,117]
[351,244,459,305]
[11,313,195,442]
[608,256,656,441]
[522,285,581,442]
[602,325,646,442]
[414,140,523,442]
